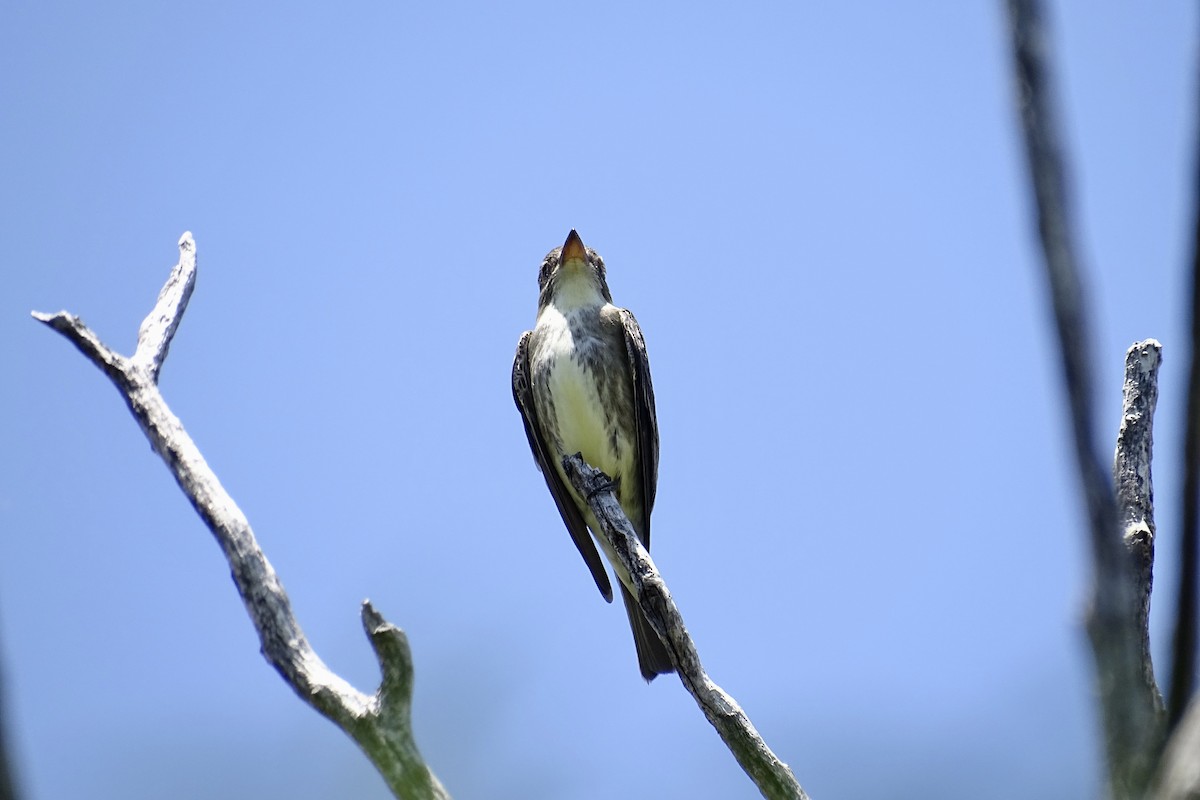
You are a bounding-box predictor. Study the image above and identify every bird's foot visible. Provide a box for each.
[586,473,620,501]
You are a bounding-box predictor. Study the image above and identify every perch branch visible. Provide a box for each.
[561,454,808,800]
[1005,1,1164,794]
[32,232,448,800]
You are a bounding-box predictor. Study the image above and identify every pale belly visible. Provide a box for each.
[532,308,634,484]
[546,353,628,480]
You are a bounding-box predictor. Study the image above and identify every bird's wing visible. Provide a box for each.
[512,331,614,603]
[618,309,660,546]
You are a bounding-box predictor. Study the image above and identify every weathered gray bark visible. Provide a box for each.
[1115,339,1165,708]
[33,233,448,800]
[561,454,808,800]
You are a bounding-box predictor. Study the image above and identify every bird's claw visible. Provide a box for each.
[586,473,620,501]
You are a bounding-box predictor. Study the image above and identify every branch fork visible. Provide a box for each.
[33,233,447,800]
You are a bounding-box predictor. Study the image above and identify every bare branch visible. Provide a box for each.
[1114,339,1165,706]
[561,454,808,800]
[32,234,449,800]
[1005,0,1164,793]
[131,231,197,383]
[29,310,125,384]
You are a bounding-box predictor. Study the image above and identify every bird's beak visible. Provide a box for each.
[561,229,587,264]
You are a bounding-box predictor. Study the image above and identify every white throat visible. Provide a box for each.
[546,266,606,314]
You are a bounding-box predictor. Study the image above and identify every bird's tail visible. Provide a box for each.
[619,583,674,681]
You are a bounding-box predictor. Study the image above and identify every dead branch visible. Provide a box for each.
[32,233,448,800]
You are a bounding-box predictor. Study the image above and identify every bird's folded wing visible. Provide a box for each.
[618,309,660,546]
[512,331,614,603]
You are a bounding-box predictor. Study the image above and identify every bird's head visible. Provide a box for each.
[537,229,613,312]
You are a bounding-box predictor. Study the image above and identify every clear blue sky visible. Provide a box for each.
[1,2,1194,798]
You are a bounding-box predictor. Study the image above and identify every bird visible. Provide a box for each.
[512,229,674,681]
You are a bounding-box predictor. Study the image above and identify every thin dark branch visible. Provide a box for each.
[561,454,808,800]
[1169,61,1200,726]
[0,641,17,800]
[33,233,448,800]
[1007,3,1109,529]
[1005,1,1164,794]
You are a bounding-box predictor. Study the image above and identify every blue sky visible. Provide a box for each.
[1,2,1195,798]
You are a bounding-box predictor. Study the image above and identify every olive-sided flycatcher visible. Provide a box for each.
[512,229,673,681]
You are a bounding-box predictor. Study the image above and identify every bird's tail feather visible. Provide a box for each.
[619,583,674,681]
